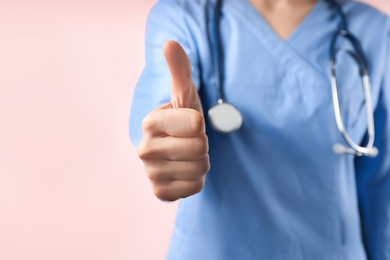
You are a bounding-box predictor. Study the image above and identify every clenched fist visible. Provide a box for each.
[137,41,210,202]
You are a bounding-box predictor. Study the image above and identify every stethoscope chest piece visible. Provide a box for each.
[208,101,243,133]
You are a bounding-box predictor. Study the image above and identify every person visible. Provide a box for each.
[129,0,390,259]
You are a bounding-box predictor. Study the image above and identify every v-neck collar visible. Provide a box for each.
[223,0,324,42]
[222,0,330,88]
[284,0,323,43]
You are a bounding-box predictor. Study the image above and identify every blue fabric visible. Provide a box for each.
[129,0,390,259]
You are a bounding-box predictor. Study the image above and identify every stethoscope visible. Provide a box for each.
[208,0,379,157]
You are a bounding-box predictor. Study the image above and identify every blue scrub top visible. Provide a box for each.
[129,0,390,259]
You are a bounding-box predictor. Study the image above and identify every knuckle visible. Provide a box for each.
[142,114,157,133]
[182,180,205,199]
[145,165,162,182]
[199,156,211,174]
[153,184,170,201]
[200,175,207,186]
[201,134,209,153]
[190,111,205,134]
[193,179,205,194]
[194,134,209,156]
[136,140,146,159]
[136,137,153,159]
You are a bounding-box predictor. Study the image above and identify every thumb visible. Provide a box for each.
[163,40,203,113]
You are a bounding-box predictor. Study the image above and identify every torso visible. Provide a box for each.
[143,1,390,259]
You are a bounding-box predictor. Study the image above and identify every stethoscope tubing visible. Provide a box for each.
[328,0,377,157]
[213,0,224,104]
[211,0,378,157]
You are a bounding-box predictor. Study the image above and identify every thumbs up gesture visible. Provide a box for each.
[137,41,210,202]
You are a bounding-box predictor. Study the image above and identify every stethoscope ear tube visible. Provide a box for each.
[333,143,379,157]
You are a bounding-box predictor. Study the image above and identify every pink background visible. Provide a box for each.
[0,1,388,259]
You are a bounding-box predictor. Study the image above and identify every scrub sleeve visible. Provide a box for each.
[129,0,201,148]
[354,16,390,260]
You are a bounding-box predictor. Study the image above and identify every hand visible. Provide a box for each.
[137,40,210,202]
